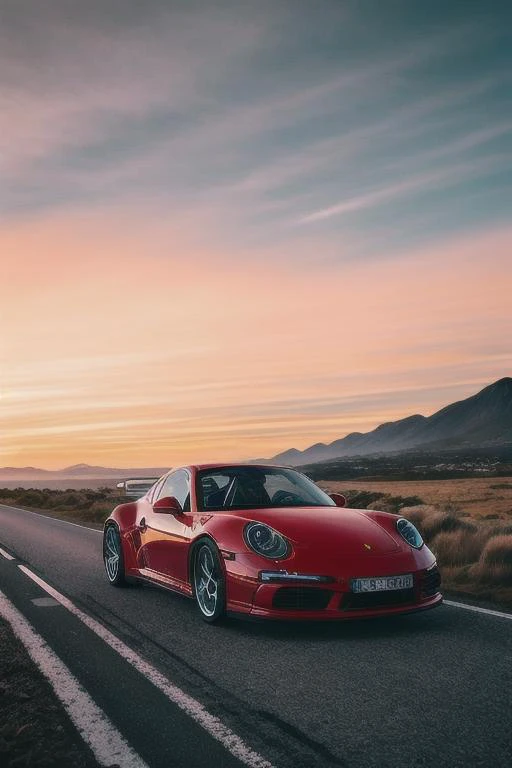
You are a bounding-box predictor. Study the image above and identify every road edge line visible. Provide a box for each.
[18,565,274,768]
[444,599,512,620]
[0,546,15,560]
[0,589,148,768]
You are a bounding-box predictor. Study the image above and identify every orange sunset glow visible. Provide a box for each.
[2,2,511,469]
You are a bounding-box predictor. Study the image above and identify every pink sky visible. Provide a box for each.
[2,208,511,468]
[2,2,511,469]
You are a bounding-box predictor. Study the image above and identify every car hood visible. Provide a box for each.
[230,506,401,555]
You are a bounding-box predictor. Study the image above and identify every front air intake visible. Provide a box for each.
[341,588,416,611]
[420,566,441,598]
[272,588,332,610]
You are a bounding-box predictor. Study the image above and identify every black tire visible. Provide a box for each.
[103,524,127,587]
[193,539,226,623]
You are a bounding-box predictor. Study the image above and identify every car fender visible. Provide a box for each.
[105,502,139,573]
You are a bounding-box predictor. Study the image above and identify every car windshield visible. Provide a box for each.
[196,466,335,511]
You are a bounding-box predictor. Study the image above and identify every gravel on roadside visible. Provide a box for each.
[0,618,102,768]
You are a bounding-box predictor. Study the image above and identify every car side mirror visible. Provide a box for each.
[329,493,346,508]
[153,496,183,514]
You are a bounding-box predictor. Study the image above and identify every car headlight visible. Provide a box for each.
[244,522,290,559]
[396,518,424,549]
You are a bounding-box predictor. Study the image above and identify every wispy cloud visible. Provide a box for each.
[297,153,512,224]
[2,1,511,467]
[297,172,446,223]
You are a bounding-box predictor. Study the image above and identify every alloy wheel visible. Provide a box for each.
[104,526,120,582]
[195,545,219,617]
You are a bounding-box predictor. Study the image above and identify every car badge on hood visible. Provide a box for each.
[363,543,372,550]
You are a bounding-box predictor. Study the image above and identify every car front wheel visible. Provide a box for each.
[193,540,226,623]
[103,524,127,587]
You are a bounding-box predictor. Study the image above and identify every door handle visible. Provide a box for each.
[139,516,147,532]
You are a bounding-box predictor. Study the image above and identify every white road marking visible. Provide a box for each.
[444,599,512,620]
[18,565,274,768]
[0,546,15,560]
[0,503,102,533]
[32,596,60,607]
[0,590,148,768]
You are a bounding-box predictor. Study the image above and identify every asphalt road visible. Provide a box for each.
[1,503,511,768]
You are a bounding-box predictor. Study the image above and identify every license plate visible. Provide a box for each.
[351,574,413,593]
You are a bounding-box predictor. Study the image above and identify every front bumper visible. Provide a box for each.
[227,564,442,620]
[248,591,442,620]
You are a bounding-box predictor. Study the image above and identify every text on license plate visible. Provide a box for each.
[351,574,413,593]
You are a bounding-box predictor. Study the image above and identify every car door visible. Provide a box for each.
[139,469,192,585]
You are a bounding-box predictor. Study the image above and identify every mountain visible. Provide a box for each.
[270,377,512,466]
[57,464,170,477]
[0,466,52,478]
[0,463,170,480]
[2,378,511,477]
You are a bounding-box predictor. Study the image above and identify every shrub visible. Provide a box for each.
[64,500,113,524]
[397,504,438,525]
[442,501,462,515]
[393,495,424,509]
[481,535,512,566]
[0,486,117,514]
[419,512,476,542]
[496,525,512,535]
[343,490,385,508]
[429,529,490,567]
[471,535,512,586]
[366,497,396,513]
[58,493,81,507]
[363,494,425,514]
[98,486,116,496]
[18,490,46,508]
[441,564,472,584]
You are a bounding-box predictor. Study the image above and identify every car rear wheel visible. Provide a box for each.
[193,540,226,623]
[103,525,127,587]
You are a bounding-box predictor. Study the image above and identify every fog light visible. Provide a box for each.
[259,571,333,583]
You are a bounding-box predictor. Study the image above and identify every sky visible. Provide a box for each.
[1,0,511,470]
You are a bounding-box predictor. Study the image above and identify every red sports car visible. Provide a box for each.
[103,464,442,622]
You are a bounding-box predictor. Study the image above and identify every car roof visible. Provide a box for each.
[188,462,294,472]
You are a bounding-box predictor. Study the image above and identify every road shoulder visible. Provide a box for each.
[0,617,101,768]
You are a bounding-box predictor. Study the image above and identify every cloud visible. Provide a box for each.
[1,2,511,467]
[2,204,510,466]
[0,1,270,174]
[296,152,512,224]
[3,2,506,232]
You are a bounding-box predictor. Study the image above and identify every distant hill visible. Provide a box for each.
[0,463,170,481]
[3,378,511,478]
[270,377,512,466]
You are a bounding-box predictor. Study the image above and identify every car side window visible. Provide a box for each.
[199,473,231,509]
[149,476,166,504]
[156,470,191,511]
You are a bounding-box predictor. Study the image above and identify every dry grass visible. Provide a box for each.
[430,529,491,567]
[398,504,437,523]
[470,535,512,585]
[323,477,512,521]
[419,512,476,539]
[0,487,118,527]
